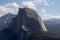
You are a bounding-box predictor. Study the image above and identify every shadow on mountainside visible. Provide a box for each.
[0,28,18,40]
[0,28,60,40]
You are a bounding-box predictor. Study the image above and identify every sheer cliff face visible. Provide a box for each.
[9,8,48,35]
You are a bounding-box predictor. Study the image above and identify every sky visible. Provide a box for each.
[0,0,60,20]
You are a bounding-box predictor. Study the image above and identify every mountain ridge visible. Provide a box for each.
[0,13,16,31]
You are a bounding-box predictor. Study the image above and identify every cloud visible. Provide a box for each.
[51,2,55,5]
[45,15,60,19]
[43,0,49,6]
[33,0,50,6]
[5,2,19,8]
[22,1,36,10]
[37,0,43,3]
[41,8,46,14]
[0,5,18,17]
[0,6,6,13]
[22,0,55,10]
[22,0,52,10]
[34,0,43,4]
[0,2,19,17]
[41,8,60,19]
[0,6,15,13]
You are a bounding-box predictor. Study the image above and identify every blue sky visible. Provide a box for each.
[0,0,60,20]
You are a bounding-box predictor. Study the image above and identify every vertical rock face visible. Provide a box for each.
[9,8,48,35]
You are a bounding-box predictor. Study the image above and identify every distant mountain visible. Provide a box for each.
[0,13,16,31]
[44,19,60,24]
[44,19,60,36]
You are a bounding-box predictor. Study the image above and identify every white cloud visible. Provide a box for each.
[41,8,46,14]
[22,0,52,10]
[22,1,36,10]
[0,5,18,17]
[6,2,19,8]
[34,0,43,4]
[37,0,43,3]
[22,0,55,11]
[0,6,15,13]
[34,0,49,6]
[45,15,60,19]
[51,2,55,5]
[0,2,20,17]
[41,8,60,19]
[34,0,55,6]
[43,0,49,6]
[0,6,6,13]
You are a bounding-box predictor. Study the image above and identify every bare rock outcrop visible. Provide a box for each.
[9,8,47,35]
[8,8,48,40]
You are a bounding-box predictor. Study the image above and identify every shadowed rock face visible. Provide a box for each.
[8,8,48,40]
[9,8,47,35]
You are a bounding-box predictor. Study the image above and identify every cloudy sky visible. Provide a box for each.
[0,0,60,20]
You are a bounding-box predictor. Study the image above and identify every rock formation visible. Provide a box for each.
[8,8,48,40]
[0,8,59,40]
[9,8,47,34]
[0,13,15,31]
